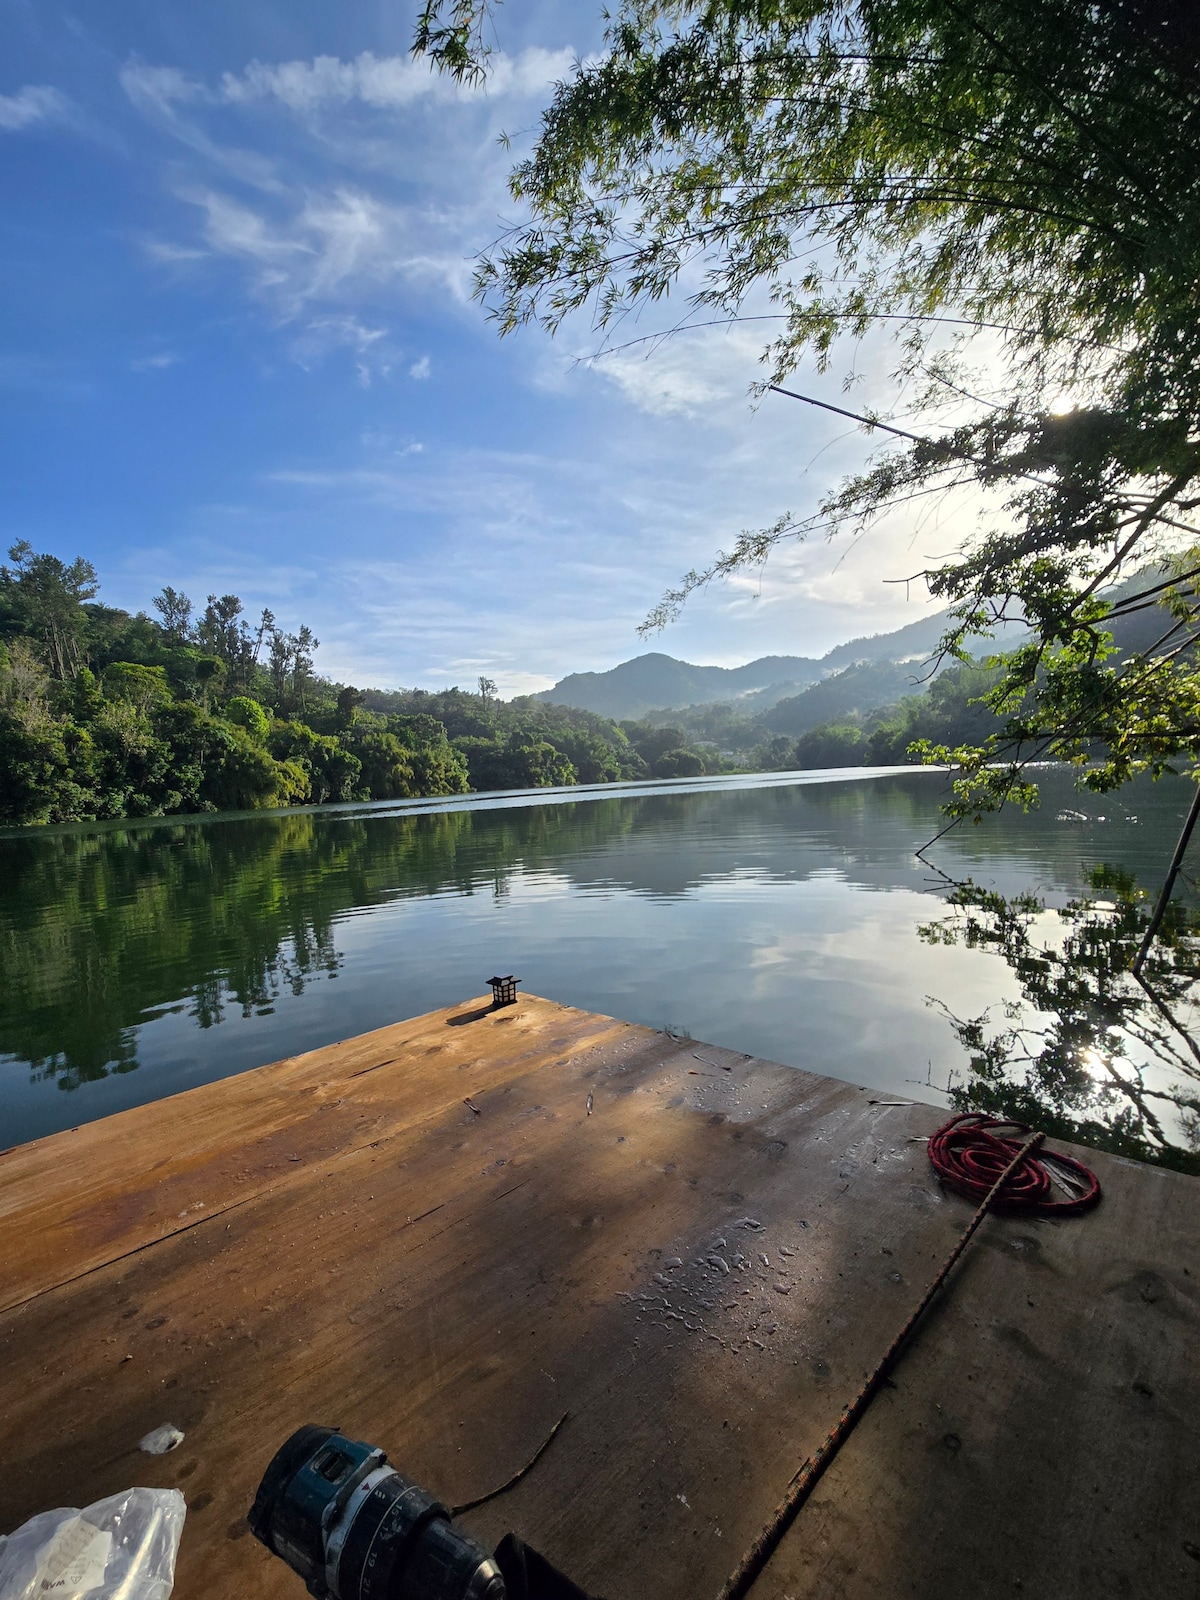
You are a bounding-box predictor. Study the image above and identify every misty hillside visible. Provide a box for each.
[763,658,941,737]
[819,609,956,671]
[535,584,1179,729]
[537,609,953,720]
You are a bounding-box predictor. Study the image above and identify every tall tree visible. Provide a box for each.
[197,595,251,671]
[151,586,194,643]
[0,540,99,678]
[415,0,1200,814]
[267,622,320,712]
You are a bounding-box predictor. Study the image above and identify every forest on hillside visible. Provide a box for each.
[0,541,1020,827]
[624,658,1004,771]
[0,544,742,826]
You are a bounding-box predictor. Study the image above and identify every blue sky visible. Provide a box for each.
[0,0,947,695]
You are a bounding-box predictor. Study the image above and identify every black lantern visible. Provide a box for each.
[488,974,521,1007]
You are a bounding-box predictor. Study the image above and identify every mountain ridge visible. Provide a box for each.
[535,610,953,720]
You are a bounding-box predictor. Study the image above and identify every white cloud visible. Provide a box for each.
[0,84,69,131]
[142,237,210,264]
[123,45,553,362]
[110,37,977,677]
[131,352,179,372]
[120,60,284,191]
[592,348,726,417]
[178,181,475,325]
[194,188,310,271]
[289,316,391,383]
[118,63,203,117]
[217,48,575,114]
[566,315,771,417]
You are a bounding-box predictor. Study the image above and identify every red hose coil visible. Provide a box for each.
[928,1112,1102,1215]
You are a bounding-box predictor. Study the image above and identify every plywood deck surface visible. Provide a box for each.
[2,994,1198,1599]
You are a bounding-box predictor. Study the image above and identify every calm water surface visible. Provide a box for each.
[1,765,1192,1146]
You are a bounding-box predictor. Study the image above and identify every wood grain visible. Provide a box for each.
[1,994,1197,1600]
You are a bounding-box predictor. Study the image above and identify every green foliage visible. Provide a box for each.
[1,547,727,825]
[102,661,172,711]
[653,747,705,779]
[1,540,99,680]
[792,723,866,769]
[425,0,1197,398]
[396,730,470,798]
[225,696,271,741]
[0,646,76,824]
[368,687,651,788]
[619,719,719,776]
[0,553,478,824]
[415,0,1200,816]
[337,685,366,727]
[456,732,577,789]
[266,720,359,804]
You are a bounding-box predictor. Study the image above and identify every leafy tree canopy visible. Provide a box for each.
[415,0,1200,816]
[0,547,730,825]
[1,540,99,680]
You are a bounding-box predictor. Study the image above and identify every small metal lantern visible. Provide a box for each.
[488,974,521,1007]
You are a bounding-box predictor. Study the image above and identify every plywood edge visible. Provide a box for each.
[0,992,592,1179]
[0,994,654,1311]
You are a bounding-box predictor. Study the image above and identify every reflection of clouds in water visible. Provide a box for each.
[738,889,1025,1051]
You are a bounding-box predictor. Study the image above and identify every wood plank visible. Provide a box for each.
[1,995,1197,1600]
[0,994,625,1310]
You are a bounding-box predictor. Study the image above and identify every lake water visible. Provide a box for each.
[2,765,1195,1149]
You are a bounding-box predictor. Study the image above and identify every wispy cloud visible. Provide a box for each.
[122,48,521,371]
[180,182,473,336]
[141,237,210,264]
[103,32,951,679]
[120,47,572,129]
[119,60,285,191]
[218,47,575,113]
[131,351,180,372]
[0,84,70,132]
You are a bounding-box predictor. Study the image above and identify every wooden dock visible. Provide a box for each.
[2,994,1198,1599]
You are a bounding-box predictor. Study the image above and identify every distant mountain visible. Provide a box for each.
[819,610,956,671]
[763,659,939,737]
[533,651,823,720]
[536,610,954,721]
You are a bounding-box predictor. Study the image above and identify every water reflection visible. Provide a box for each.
[919,866,1200,1173]
[3,768,1199,1157]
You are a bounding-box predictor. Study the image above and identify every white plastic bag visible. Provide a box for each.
[0,1487,185,1600]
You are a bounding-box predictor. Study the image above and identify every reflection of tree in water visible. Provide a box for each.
[185,919,343,1032]
[1,800,643,1092]
[3,811,470,1091]
[920,867,1200,1175]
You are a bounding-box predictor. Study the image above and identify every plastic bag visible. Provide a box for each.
[0,1487,185,1600]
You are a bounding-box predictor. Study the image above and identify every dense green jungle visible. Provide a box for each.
[0,540,1035,827]
[0,542,665,824]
